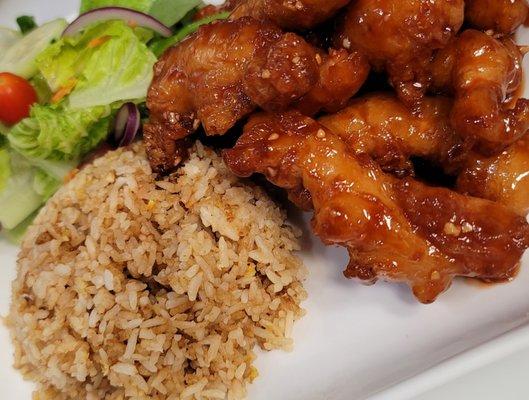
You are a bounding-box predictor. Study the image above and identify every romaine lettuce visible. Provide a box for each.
[149,0,201,27]
[0,144,10,193]
[0,27,21,54]
[36,21,156,108]
[150,11,229,56]
[0,144,70,231]
[0,150,44,230]
[0,19,67,79]
[80,0,201,27]
[33,169,61,200]
[80,0,154,14]
[7,104,112,161]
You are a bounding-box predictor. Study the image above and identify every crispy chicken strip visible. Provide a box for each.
[457,137,529,216]
[335,0,464,106]
[465,0,529,35]
[223,112,529,303]
[431,29,529,154]
[230,0,350,30]
[145,17,368,173]
[319,93,469,176]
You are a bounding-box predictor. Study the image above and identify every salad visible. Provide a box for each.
[0,0,227,241]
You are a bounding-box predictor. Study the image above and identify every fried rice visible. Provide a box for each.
[7,142,307,399]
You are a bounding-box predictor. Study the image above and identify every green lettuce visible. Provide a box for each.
[33,169,61,200]
[7,104,112,161]
[36,21,156,109]
[80,0,201,27]
[80,0,154,13]
[0,150,45,230]
[0,27,21,54]
[149,0,202,27]
[2,211,39,244]
[0,143,10,192]
[0,19,67,79]
[150,11,229,56]
[0,143,70,232]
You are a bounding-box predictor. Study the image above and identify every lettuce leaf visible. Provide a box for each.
[80,0,154,13]
[1,210,39,244]
[0,142,72,231]
[0,144,10,193]
[0,150,44,230]
[36,21,156,109]
[33,169,61,200]
[0,27,21,54]
[80,0,201,27]
[0,19,67,79]
[150,11,229,56]
[149,0,201,27]
[7,104,112,161]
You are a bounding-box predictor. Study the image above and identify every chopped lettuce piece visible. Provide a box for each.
[30,74,53,104]
[37,21,156,109]
[2,210,39,244]
[0,151,43,230]
[16,15,37,34]
[8,104,112,161]
[0,122,8,136]
[0,19,67,79]
[33,169,61,200]
[80,0,154,14]
[150,11,229,56]
[149,0,202,27]
[80,0,201,27]
[0,145,10,192]
[0,146,72,232]
[0,27,21,54]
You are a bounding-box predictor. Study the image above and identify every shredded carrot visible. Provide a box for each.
[51,79,78,104]
[87,35,111,49]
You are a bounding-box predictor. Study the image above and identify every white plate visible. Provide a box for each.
[1,1,529,399]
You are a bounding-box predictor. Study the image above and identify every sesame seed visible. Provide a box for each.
[295,1,303,10]
[261,69,271,79]
[315,54,322,64]
[443,222,461,236]
[292,56,300,64]
[316,129,326,138]
[192,119,200,130]
[268,133,279,141]
[461,222,473,233]
[430,271,441,280]
[342,38,351,49]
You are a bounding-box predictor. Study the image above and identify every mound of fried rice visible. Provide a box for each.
[7,142,307,399]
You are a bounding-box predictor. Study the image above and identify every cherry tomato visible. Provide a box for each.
[0,72,38,125]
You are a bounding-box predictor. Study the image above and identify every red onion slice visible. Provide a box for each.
[112,102,141,147]
[63,7,172,38]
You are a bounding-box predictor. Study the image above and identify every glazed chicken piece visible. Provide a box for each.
[223,112,529,303]
[335,0,464,106]
[457,137,529,216]
[145,17,368,173]
[294,49,369,116]
[465,0,529,35]
[431,29,529,154]
[230,0,350,30]
[145,18,315,173]
[319,93,469,176]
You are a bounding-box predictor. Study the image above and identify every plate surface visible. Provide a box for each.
[1,2,529,399]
